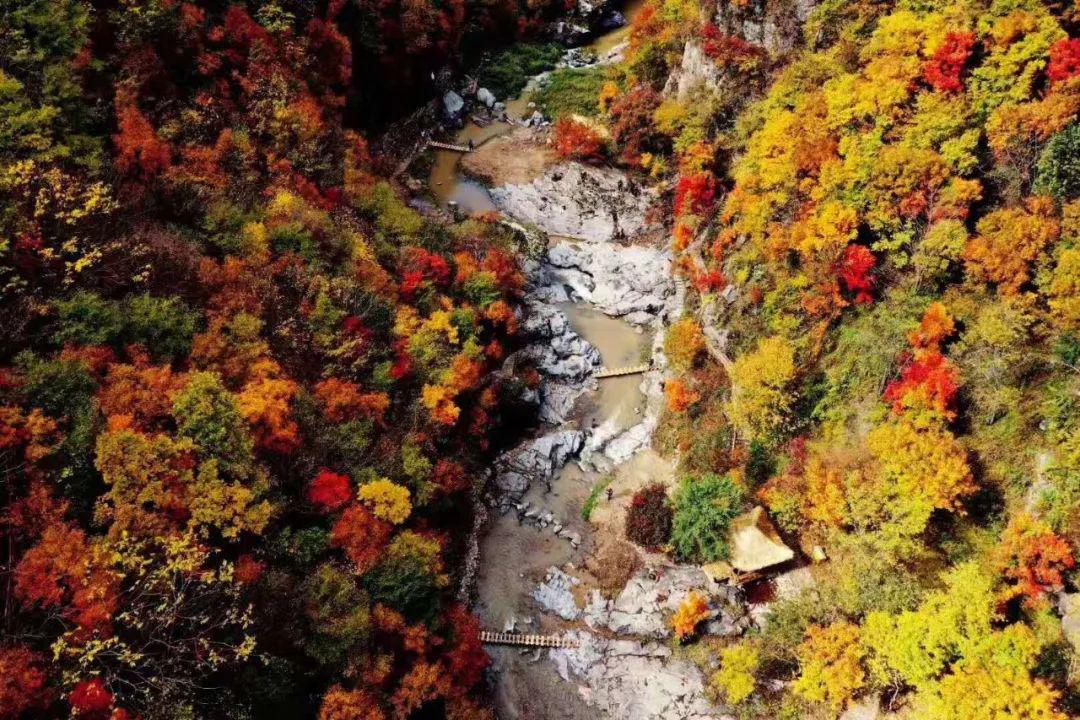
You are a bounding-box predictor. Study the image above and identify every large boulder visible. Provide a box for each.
[476,87,496,108]
[545,241,676,323]
[443,90,465,117]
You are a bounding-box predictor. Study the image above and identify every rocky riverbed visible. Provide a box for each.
[461,153,750,719]
[419,21,754,718]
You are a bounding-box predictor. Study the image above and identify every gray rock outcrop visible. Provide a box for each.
[494,430,586,502]
[545,241,677,324]
[534,567,582,620]
[489,162,657,242]
[551,630,734,720]
[477,87,496,107]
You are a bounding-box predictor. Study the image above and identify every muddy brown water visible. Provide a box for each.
[474,302,652,720]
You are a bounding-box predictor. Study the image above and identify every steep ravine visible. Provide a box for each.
[442,143,745,720]
[425,22,747,720]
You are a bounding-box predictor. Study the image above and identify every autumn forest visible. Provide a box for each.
[1,0,1079,719]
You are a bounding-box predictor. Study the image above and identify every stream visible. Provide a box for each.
[424,10,743,719]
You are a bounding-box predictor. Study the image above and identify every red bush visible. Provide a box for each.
[625,484,673,551]
[0,645,49,719]
[70,678,113,716]
[923,32,976,93]
[399,248,451,300]
[836,244,876,304]
[883,349,959,418]
[701,23,766,71]
[307,470,353,512]
[1048,38,1080,83]
[674,172,717,216]
[553,117,604,160]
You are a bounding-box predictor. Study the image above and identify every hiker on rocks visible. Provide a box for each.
[606,488,614,502]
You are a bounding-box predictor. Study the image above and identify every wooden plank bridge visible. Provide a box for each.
[427,141,474,153]
[595,363,651,379]
[479,631,579,649]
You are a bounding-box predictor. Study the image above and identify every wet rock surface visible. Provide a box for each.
[534,567,582,620]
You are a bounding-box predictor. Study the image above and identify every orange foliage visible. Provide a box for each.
[318,685,386,720]
[391,661,451,719]
[314,378,390,424]
[553,117,605,160]
[963,198,1060,295]
[97,354,186,430]
[113,90,172,181]
[665,378,701,413]
[671,591,710,641]
[14,524,119,632]
[330,504,392,574]
[237,361,300,453]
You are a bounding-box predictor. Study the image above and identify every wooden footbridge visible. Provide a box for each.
[427,141,474,153]
[479,631,579,649]
[595,363,651,379]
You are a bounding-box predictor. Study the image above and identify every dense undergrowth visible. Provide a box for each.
[0,1,573,718]
[544,0,1080,717]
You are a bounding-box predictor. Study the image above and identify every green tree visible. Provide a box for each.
[302,563,372,667]
[670,473,746,562]
[1035,123,1080,201]
[173,371,254,476]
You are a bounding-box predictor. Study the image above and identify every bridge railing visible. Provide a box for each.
[478,631,579,649]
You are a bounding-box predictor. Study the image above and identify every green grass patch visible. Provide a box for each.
[535,66,608,119]
[477,43,565,99]
[582,475,614,521]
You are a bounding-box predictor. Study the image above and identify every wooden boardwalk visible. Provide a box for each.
[595,363,650,379]
[428,141,473,153]
[479,631,579,649]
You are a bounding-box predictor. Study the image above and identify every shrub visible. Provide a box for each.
[477,43,564,99]
[302,563,371,667]
[553,117,605,159]
[671,591,710,641]
[17,352,96,419]
[535,67,608,119]
[582,476,613,521]
[711,642,760,705]
[53,292,124,347]
[625,483,672,550]
[663,316,706,373]
[363,532,445,622]
[173,371,253,475]
[122,294,198,359]
[670,473,746,562]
